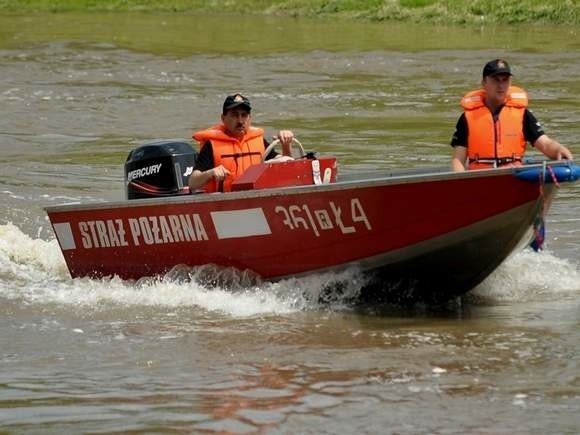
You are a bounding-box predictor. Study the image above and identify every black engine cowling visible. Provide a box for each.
[124,140,197,200]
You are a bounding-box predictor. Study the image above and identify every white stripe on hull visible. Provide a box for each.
[53,222,76,250]
[210,208,272,239]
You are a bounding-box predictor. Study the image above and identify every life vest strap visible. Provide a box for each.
[221,151,262,160]
[468,156,522,166]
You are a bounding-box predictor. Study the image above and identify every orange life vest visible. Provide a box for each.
[461,86,528,170]
[193,124,265,192]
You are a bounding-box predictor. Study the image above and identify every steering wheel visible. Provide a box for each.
[262,137,306,163]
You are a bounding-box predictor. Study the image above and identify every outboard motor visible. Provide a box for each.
[124,140,197,200]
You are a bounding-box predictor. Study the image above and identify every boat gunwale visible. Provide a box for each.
[44,161,562,213]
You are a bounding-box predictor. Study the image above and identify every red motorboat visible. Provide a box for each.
[45,140,579,303]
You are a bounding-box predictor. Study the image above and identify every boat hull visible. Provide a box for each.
[46,162,563,303]
[358,202,538,302]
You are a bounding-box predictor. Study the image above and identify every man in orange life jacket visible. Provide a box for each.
[450,59,573,171]
[188,94,295,193]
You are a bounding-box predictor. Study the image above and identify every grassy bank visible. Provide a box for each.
[0,0,578,25]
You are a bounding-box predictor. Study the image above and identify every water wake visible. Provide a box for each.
[0,223,364,316]
[469,248,580,303]
[1,223,578,315]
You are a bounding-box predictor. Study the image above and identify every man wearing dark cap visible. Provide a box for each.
[189,93,295,192]
[450,59,573,171]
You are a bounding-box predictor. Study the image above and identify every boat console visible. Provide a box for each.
[231,156,338,191]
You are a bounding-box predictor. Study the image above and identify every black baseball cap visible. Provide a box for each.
[222,93,251,113]
[483,59,512,78]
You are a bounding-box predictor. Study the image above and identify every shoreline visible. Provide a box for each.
[0,1,578,25]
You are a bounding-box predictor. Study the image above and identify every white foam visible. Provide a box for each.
[0,223,363,316]
[1,223,578,315]
[470,249,580,303]
[0,223,69,281]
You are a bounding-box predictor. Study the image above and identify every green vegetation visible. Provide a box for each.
[0,0,578,25]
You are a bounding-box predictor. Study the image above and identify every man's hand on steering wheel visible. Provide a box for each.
[276,130,294,155]
[262,136,305,163]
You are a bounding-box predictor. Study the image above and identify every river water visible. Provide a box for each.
[1,13,579,433]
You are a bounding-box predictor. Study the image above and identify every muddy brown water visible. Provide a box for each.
[0,13,579,433]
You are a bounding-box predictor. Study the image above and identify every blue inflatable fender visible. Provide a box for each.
[515,163,580,183]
